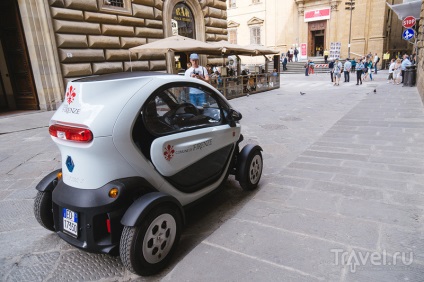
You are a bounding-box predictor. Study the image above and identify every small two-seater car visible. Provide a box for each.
[34,72,263,276]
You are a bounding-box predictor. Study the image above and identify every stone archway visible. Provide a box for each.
[163,0,206,73]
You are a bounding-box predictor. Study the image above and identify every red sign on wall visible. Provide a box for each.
[402,16,416,28]
[301,43,307,57]
[304,8,331,22]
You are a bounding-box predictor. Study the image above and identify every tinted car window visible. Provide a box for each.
[143,84,225,136]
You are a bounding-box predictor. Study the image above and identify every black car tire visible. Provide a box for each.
[34,191,55,231]
[120,205,182,276]
[238,148,263,191]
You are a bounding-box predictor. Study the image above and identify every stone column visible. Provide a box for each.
[18,0,64,110]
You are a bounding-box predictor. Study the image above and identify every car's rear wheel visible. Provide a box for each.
[120,205,182,276]
[238,147,263,191]
[34,191,55,231]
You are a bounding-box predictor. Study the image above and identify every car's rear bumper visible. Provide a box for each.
[52,178,155,254]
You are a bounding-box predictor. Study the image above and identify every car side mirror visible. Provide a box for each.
[228,109,242,127]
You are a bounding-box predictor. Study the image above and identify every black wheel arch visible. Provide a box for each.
[121,192,185,227]
[36,169,62,192]
[236,144,263,181]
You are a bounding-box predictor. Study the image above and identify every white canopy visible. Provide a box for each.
[129,35,221,55]
[386,0,421,20]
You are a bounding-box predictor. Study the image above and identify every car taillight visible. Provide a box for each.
[49,124,93,142]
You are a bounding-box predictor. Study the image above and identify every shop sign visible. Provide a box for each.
[304,8,331,22]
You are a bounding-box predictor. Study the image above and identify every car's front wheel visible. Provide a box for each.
[34,191,55,231]
[237,146,263,191]
[119,205,182,276]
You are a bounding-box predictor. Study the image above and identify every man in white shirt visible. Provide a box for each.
[373,53,379,74]
[184,53,210,106]
[387,58,395,84]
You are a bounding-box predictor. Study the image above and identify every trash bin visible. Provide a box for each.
[404,65,417,87]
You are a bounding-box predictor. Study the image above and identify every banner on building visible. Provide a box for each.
[304,8,331,22]
[300,43,307,59]
[330,42,341,59]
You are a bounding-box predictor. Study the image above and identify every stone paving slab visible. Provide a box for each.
[162,73,424,281]
[1,72,424,281]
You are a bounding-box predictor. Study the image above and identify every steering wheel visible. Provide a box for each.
[163,103,199,126]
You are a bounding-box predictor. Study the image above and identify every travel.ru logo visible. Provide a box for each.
[331,249,413,273]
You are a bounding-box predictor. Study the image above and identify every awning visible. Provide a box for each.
[386,0,421,20]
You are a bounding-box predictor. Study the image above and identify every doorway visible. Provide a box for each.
[313,31,324,56]
[308,21,326,57]
[0,0,38,110]
[175,52,188,74]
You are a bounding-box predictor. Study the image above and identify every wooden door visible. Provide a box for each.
[0,0,38,110]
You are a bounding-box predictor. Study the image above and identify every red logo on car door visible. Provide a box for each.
[163,144,175,161]
[66,85,76,105]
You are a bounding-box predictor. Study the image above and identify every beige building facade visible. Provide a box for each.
[227,0,413,61]
[0,0,227,111]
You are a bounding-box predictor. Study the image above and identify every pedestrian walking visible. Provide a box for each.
[387,58,395,84]
[328,59,334,83]
[401,54,412,83]
[344,58,352,82]
[367,58,373,81]
[281,54,288,71]
[356,58,364,85]
[373,53,380,74]
[351,58,356,73]
[294,48,299,62]
[333,58,342,86]
[324,50,329,64]
[393,58,402,85]
[289,48,294,62]
[304,60,310,76]
[308,61,315,75]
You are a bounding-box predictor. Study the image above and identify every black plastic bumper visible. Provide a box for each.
[52,177,155,254]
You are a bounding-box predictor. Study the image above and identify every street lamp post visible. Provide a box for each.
[345,0,355,59]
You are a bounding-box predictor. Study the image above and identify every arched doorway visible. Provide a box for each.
[172,2,196,72]
[163,0,205,73]
[308,21,326,57]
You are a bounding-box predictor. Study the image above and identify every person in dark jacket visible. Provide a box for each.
[328,59,334,82]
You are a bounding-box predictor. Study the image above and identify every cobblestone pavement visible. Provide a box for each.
[1,72,423,281]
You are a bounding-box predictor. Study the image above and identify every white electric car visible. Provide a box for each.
[34,72,263,276]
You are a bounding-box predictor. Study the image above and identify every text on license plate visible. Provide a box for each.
[63,208,78,237]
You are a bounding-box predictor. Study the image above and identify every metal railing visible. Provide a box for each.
[209,73,280,99]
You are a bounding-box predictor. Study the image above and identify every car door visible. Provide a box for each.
[145,82,241,193]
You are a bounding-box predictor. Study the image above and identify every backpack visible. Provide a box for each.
[377,57,380,63]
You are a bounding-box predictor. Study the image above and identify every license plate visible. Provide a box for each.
[63,208,78,238]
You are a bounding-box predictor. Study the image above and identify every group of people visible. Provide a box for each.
[327,53,381,86]
[387,54,413,85]
[281,47,299,70]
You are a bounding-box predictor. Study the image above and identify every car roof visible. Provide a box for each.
[73,71,171,83]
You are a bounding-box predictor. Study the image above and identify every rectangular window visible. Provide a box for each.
[106,0,124,7]
[230,0,236,8]
[250,27,261,45]
[229,29,237,44]
[98,0,131,15]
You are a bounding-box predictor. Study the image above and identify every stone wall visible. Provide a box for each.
[418,1,424,100]
[48,0,227,85]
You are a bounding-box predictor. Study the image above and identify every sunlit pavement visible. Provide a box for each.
[1,71,423,281]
